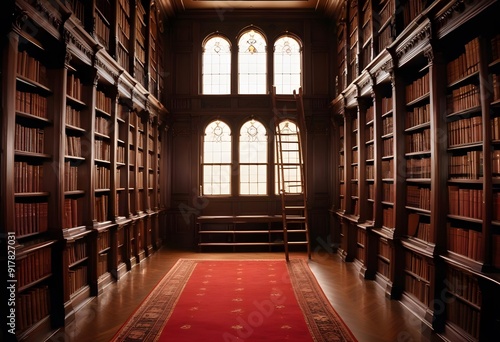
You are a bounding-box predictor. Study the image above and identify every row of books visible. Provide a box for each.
[404,273,431,306]
[405,250,431,280]
[378,238,392,259]
[379,0,393,26]
[446,37,479,85]
[95,140,111,161]
[98,231,111,252]
[68,266,88,295]
[407,212,432,244]
[14,162,43,193]
[406,185,431,210]
[447,225,484,262]
[66,136,82,157]
[403,0,425,26]
[377,25,392,57]
[365,125,374,141]
[382,116,393,135]
[491,117,500,141]
[117,145,126,163]
[366,144,374,160]
[95,116,111,136]
[405,129,430,153]
[95,165,110,189]
[68,0,85,23]
[366,164,374,179]
[117,44,130,71]
[15,124,44,154]
[67,73,83,100]
[378,259,390,279]
[16,286,50,334]
[448,151,483,179]
[383,137,393,157]
[18,247,51,289]
[448,186,483,220]
[15,202,48,237]
[447,116,482,147]
[381,159,393,178]
[16,90,48,118]
[493,74,500,102]
[64,163,79,191]
[95,194,109,222]
[96,90,113,114]
[365,106,374,123]
[68,239,87,265]
[447,84,480,114]
[95,13,111,50]
[405,72,429,104]
[351,149,358,163]
[406,157,431,179]
[383,207,394,228]
[66,106,81,127]
[446,267,482,306]
[64,198,80,229]
[446,299,480,339]
[367,183,374,200]
[383,183,394,202]
[17,50,48,86]
[97,253,109,277]
[406,104,430,129]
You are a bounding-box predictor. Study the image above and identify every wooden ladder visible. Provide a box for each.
[271,86,311,261]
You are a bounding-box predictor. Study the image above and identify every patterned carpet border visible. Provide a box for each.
[112,259,357,342]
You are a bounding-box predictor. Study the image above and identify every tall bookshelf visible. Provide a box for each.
[360,0,373,71]
[134,0,147,88]
[117,0,132,73]
[1,1,168,339]
[331,1,500,340]
[347,1,358,84]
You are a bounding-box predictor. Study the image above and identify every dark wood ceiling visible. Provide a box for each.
[159,0,343,17]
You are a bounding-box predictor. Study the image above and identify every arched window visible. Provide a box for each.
[202,120,232,195]
[202,35,231,94]
[239,119,268,195]
[274,36,302,94]
[238,29,267,94]
[275,120,302,194]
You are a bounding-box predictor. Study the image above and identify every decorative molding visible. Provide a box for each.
[93,73,100,87]
[423,45,434,64]
[64,50,72,66]
[436,0,466,29]
[33,0,62,31]
[12,8,28,32]
[395,23,431,60]
[63,29,93,60]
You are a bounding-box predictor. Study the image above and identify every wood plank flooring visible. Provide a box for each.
[46,248,441,342]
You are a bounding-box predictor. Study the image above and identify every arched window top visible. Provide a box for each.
[238,28,267,94]
[239,119,267,141]
[274,35,302,95]
[204,120,231,142]
[203,35,231,54]
[274,35,302,53]
[202,35,232,94]
[237,29,267,54]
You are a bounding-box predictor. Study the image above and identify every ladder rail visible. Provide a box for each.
[271,86,310,261]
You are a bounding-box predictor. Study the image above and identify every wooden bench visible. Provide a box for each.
[196,215,308,252]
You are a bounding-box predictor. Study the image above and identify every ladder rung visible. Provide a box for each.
[285,206,305,210]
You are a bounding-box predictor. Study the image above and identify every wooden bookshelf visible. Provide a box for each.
[1,1,168,339]
[331,1,500,340]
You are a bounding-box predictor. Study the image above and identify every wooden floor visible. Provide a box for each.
[47,247,441,342]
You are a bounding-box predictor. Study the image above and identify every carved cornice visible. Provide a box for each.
[436,0,467,29]
[395,22,431,60]
[94,54,120,81]
[33,0,62,31]
[63,29,93,60]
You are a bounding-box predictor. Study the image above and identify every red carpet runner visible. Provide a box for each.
[112,259,357,342]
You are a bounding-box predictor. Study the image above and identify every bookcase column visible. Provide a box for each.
[426,45,447,331]
[0,30,19,232]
